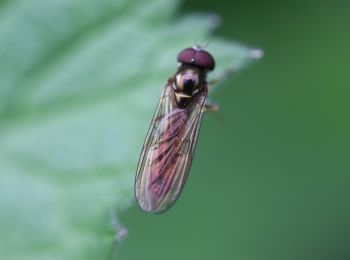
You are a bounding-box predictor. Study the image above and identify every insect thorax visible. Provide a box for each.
[173,65,206,107]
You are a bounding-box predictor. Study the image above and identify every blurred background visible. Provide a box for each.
[0,0,349,259]
[120,0,350,260]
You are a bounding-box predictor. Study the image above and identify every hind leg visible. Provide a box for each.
[205,100,220,112]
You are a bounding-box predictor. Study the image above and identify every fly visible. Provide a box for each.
[135,46,219,213]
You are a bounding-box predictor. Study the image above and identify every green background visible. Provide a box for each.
[120,0,350,260]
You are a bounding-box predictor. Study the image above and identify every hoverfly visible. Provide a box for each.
[135,46,219,213]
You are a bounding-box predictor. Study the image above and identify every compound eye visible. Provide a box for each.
[177,47,215,70]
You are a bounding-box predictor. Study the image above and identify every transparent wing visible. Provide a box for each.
[135,82,207,213]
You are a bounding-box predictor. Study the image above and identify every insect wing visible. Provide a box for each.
[135,83,207,213]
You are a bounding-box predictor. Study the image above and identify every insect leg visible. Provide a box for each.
[205,100,220,112]
[205,100,225,125]
[207,68,235,87]
[205,68,234,113]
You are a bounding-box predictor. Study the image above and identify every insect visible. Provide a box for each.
[135,46,222,213]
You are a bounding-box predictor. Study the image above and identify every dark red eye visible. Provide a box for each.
[177,47,215,71]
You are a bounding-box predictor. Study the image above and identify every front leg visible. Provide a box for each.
[205,68,234,112]
[208,68,235,87]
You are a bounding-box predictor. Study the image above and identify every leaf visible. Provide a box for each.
[0,0,260,259]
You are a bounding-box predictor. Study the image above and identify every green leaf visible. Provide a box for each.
[0,0,260,259]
